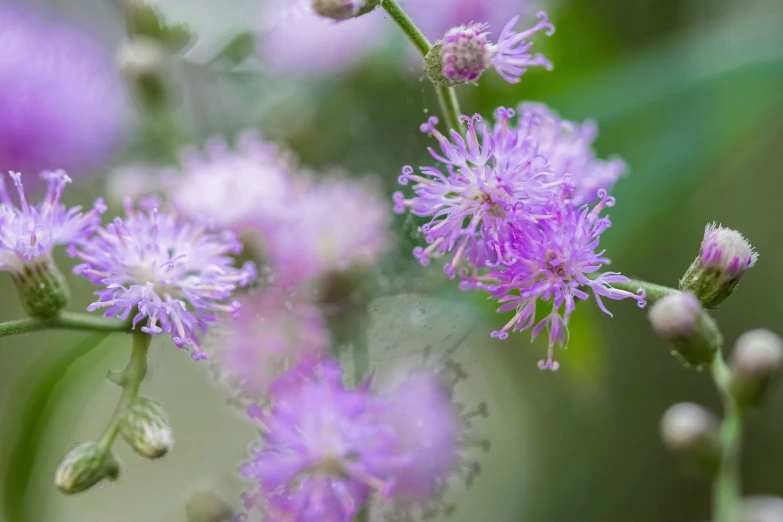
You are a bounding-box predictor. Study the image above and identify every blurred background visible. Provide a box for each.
[1,0,782,521]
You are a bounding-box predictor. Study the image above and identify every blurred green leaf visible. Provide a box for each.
[3,333,111,522]
[208,31,256,67]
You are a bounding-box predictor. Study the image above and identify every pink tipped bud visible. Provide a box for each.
[680,223,757,308]
[425,24,493,86]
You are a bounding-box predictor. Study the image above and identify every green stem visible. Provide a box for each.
[379,0,462,133]
[711,355,743,522]
[380,0,431,55]
[0,312,132,338]
[609,279,678,302]
[98,331,151,451]
[436,85,462,133]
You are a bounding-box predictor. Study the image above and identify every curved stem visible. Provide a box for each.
[0,312,132,338]
[379,0,462,133]
[380,0,431,55]
[711,355,743,522]
[609,279,678,302]
[98,331,151,451]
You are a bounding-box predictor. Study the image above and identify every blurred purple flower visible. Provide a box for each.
[216,291,330,397]
[259,0,387,76]
[0,170,105,273]
[73,198,256,359]
[171,131,295,232]
[0,1,129,177]
[518,103,627,206]
[265,177,389,284]
[238,358,460,520]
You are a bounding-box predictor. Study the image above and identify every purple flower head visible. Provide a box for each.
[700,223,758,278]
[489,13,555,84]
[170,131,294,232]
[517,103,627,205]
[0,1,128,178]
[73,198,256,360]
[429,13,554,86]
[393,109,572,279]
[0,171,105,273]
[260,0,386,77]
[466,193,646,370]
[438,23,493,83]
[238,359,460,520]
[266,177,389,284]
[216,291,329,397]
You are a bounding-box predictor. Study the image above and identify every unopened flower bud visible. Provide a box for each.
[742,496,783,522]
[119,397,174,459]
[660,403,720,474]
[312,0,378,20]
[12,256,70,319]
[425,24,492,86]
[649,292,721,367]
[729,330,783,408]
[680,223,757,308]
[54,442,119,494]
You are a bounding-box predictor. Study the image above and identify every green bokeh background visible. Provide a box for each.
[1,0,782,521]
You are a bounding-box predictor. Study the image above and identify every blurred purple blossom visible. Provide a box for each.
[0,170,105,273]
[0,1,129,178]
[238,358,459,520]
[216,291,330,397]
[73,198,256,360]
[403,0,532,43]
[259,0,387,76]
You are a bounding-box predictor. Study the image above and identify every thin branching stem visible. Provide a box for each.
[0,312,132,338]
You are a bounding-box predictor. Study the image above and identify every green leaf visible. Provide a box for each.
[2,333,111,522]
[208,31,257,67]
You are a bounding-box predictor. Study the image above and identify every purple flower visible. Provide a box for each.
[0,1,128,177]
[170,131,295,232]
[73,198,256,360]
[260,0,386,77]
[517,103,627,205]
[464,194,646,370]
[265,177,389,284]
[0,171,105,273]
[238,359,460,520]
[216,291,330,397]
[393,109,571,278]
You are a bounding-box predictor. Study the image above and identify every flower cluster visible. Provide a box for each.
[426,13,555,86]
[238,357,460,521]
[394,105,645,369]
[73,198,256,360]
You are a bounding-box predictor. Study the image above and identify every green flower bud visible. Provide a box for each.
[680,223,757,309]
[660,403,720,475]
[54,442,119,494]
[648,292,721,367]
[729,329,783,408]
[312,0,379,20]
[119,397,174,459]
[12,256,70,319]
